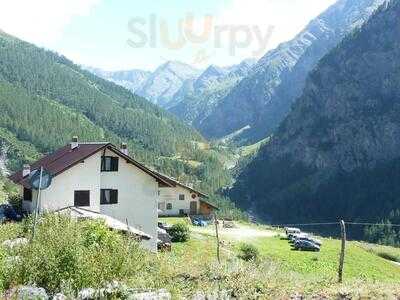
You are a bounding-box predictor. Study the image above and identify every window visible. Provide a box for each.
[74,191,90,207]
[101,156,119,172]
[179,209,185,215]
[100,189,118,205]
[179,194,185,201]
[166,203,172,210]
[23,188,32,202]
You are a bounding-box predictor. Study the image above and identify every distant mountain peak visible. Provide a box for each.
[135,61,200,107]
[84,66,151,93]
[198,0,386,144]
[229,0,400,227]
[168,58,258,126]
[203,65,227,76]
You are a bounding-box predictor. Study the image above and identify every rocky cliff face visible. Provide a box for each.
[199,0,386,145]
[85,67,151,93]
[86,62,200,108]
[229,0,399,225]
[136,61,200,107]
[168,59,256,126]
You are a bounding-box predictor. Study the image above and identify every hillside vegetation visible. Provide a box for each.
[230,0,400,241]
[2,215,397,298]
[199,0,385,145]
[0,31,242,216]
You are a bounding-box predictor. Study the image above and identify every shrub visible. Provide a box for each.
[237,243,259,262]
[168,222,190,243]
[3,214,153,295]
[0,222,23,243]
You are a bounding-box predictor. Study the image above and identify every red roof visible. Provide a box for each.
[156,172,209,198]
[9,143,172,188]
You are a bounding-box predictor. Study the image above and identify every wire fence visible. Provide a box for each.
[261,220,400,283]
[268,221,400,228]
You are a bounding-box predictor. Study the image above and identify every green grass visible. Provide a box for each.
[254,236,400,282]
[159,217,191,225]
[163,217,400,283]
[2,215,398,298]
[357,242,400,263]
[238,137,270,157]
[160,225,400,298]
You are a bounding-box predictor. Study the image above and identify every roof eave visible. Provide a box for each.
[107,146,174,187]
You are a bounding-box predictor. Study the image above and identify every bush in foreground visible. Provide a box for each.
[168,222,190,242]
[0,215,400,299]
[237,243,259,261]
[2,214,154,295]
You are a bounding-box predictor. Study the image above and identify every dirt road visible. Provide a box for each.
[191,222,277,241]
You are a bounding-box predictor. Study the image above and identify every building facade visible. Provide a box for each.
[157,178,218,217]
[10,141,172,251]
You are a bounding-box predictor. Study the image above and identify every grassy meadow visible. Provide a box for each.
[0,215,398,299]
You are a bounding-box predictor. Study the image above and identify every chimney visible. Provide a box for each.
[71,136,79,150]
[22,164,31,177]
[120,143,128,155]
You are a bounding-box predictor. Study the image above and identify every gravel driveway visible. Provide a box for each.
[191,223,277,241]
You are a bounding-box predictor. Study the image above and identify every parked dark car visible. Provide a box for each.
[289,233,309,243]
[296,236,322,247]
[294,240,320,252]
[0,204,22,223]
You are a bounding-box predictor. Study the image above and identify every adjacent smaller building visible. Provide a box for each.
[156,174,218,217]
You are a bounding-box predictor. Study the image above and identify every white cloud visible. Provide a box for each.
[0,0,101,45]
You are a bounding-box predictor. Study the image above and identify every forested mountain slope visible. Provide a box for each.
[0,32,237,211]
[229,0,399,234]
[199,0,385,145]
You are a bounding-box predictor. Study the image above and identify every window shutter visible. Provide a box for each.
[110,190,118,204]
[74,191,90,207]
[101,157,105,171]
[111,157,119,171]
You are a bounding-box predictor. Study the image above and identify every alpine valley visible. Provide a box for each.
[230,0,400,241]
[88,0,400,242]
[1,0,399,242]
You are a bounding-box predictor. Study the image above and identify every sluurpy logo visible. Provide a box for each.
[127,14,274,64]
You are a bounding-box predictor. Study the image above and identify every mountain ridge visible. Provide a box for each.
[0,31,237,209]
[167,58,257,126]
[229,0,400,232]
[198,0,386,145]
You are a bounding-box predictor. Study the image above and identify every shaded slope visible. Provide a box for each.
[229,1,400,228]
[200,0,385,145]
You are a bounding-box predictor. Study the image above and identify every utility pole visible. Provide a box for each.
[32,167,43,240]
[214,213,221,264]
[338,220,346,283]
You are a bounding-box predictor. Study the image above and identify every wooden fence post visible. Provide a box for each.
[338,220,346,283]
[214,213,221,264]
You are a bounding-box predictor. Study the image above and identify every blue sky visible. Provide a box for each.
[0,0,336,71]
